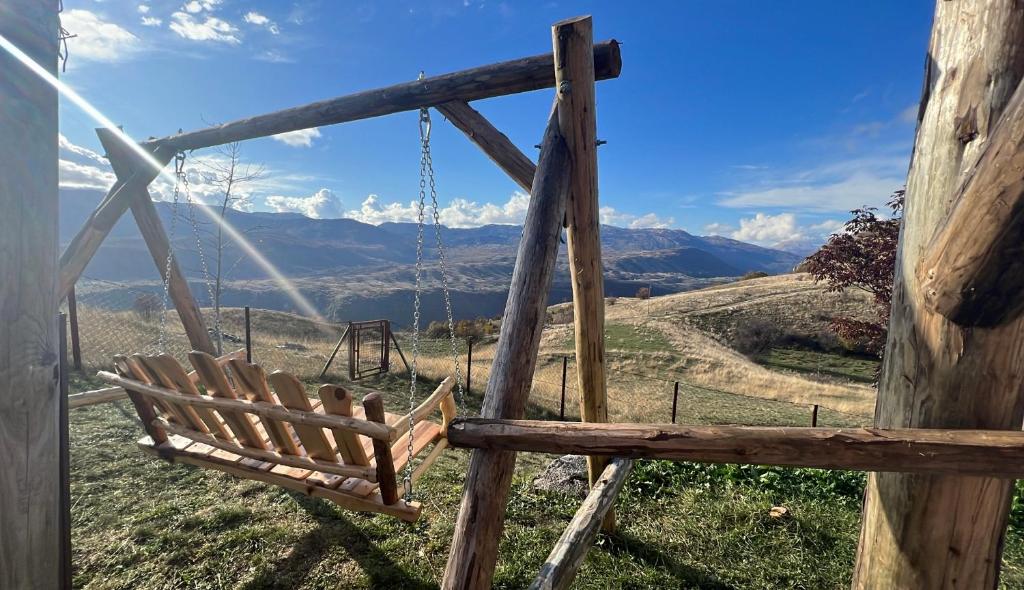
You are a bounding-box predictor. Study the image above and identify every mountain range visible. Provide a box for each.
[61,189,803,324]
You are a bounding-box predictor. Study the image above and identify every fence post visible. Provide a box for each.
[67,286,82,371]
[560,355,568,421]
[58,313,71,590]
[811,404,819,427]
[244,306,252,363]
[466,337,473,394]
[672,381,679,424]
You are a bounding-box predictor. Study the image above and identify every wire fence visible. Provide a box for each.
[65,281,870,428]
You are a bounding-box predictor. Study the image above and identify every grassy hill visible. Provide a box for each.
[67,274,1024,589]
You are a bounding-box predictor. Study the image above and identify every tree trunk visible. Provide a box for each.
[853,2,1024,588]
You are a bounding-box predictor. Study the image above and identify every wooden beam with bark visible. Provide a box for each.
[0,1,62,585]
[917,75,1024,327]
[442,106,571,590]
[96,129,216,354]
[436,100,536,191]
[529,458,633,590]
[145,41,621,153]
[554,15,613,530]
[447,419,1024,478]
[854,2,1024,586]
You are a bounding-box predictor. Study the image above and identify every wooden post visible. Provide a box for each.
[442,105,571,590]
[811,404,819,427]
[672,381,679,424]
[382,320,391,373]
[0,1,62,585]
[95,129,216,354]
[67,284,82,371]
[436,100,536,191]
[854,2,1024,588]
[347,321,356,381]
[560,355,569,421]
[554,15,612,530]
[466,337,473,394]
[529,458,634,590]
[363,392,399,505]
[244,306,252,363]
[58,314,71,590]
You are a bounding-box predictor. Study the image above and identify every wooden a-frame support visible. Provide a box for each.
[56,37,622,364]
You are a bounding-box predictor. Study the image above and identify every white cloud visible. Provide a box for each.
[170,11,239,43]
[137,4,150,14]
[59,159,116,190]
[244,11,280,34]
[265,189,344,219]
[256,50,293,63]
[347,191,532,227]
[899,103,919,124]
[60,10,140,62]
[271,128,321,148]
[59,134,106,164]
[141,16,162,26]
[599,206,674,229]
[182,0,220,14]
[716,212,844,255]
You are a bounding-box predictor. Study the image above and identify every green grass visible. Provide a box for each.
[754,347,880,384]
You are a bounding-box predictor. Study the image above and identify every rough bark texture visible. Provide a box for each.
[448,419,1024,477]
[146,41,621,153]
[436,100,536,191]
[442,107,571,590]
[917,77,1024,327]
[554,16,612,531]
[854,2,1024,588]
[0,1,62,586]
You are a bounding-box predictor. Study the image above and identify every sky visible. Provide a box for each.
[55,0,935,253]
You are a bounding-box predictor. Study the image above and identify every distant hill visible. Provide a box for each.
[60,188,803,323]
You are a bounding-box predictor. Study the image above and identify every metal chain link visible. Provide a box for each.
[179,164,220,349]
[403,97,430,501]
[159,154,185,351]
[423,113,468,416]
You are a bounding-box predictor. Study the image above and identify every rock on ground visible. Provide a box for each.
[533,455,589,499]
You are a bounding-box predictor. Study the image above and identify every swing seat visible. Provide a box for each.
[97,350,457,522]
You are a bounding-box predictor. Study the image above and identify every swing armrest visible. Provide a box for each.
[187,349,246,383]
[389,376,457,442]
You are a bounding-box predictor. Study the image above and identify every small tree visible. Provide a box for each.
[803,189,903,356]
[201,142,263,353]
[133,292,162,321]
[636,286,651,300]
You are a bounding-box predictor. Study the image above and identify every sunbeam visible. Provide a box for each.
[0,32,328,327]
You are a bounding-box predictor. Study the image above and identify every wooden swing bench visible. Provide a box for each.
[97,350,457,522]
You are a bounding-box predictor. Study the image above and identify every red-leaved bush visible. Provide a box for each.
[803,190,903,357]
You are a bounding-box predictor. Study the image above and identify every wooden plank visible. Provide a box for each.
[97,370,395,440]
[391,420,442,476]
[529,458,633,590]
[916,75,1024,326]
[68,386,127,409]
[442,104,572,590]
[95,128,215,354]
[363,393,400,505]
[144,41,622,153]
[155,418,376,480]
[0,2,61,584]
[266,370,337,460]
[189,351,267,449]
[411,439,449,485]
[436,100,536,191]
[448,419,1024,477]
[138,354,231,439]
[390,376,455,441]
[228,359,300,455]
[112,357,167,445]
[138,436,422,522]
[318,384,370,466]
[67,286,82,371]
[118,355,197,429]
[853,2,1024,588]
[554,16,612,531]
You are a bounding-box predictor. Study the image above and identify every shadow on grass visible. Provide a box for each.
[604,532,737,590]
[242,493,433,590]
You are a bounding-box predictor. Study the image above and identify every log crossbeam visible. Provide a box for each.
[447,418,1024,478]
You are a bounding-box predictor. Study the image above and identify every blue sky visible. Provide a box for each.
[56,0,933,252]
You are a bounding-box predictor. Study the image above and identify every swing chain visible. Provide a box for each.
[178,161,220,351]
[158,153,185,351]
